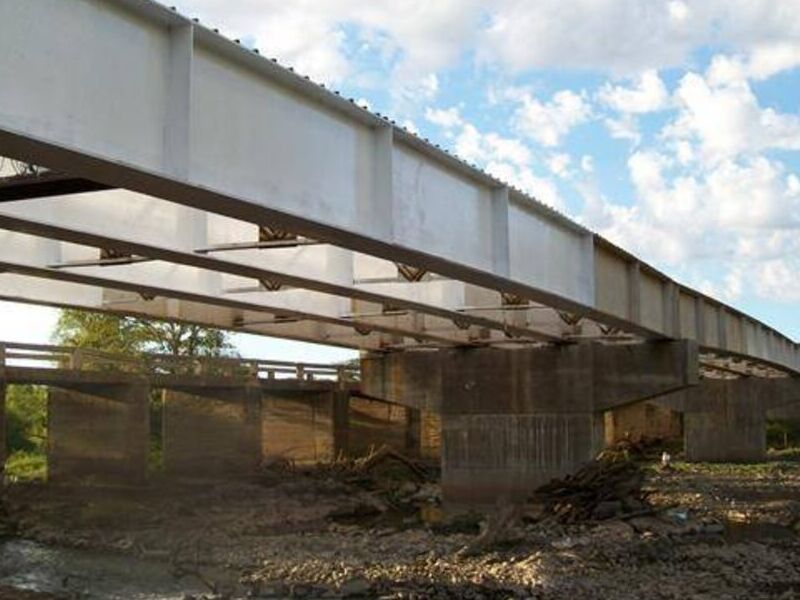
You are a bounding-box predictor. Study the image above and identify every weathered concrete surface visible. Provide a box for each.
[420,411,442,460]
[604,401,682,445]
[360,350,444,412]
[163,385,261,477]
[48,382,149,484]
[261,391,348,463]
[362,341,697,412]
[682,380,767,462]
[442,343,695,505]
[348,396,418,457]
[653,377,800,462]
[261,391,423,461]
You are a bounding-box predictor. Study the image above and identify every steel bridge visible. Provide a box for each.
[0,0,798,503]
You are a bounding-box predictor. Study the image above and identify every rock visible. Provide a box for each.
[339,577,372,597]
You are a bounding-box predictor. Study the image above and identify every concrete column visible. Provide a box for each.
[163,384,261,478]
[47,382,150,484]
[440,345,602,505]
[362,341,697,506]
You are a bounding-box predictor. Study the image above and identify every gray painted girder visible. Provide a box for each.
[0,0,796,371]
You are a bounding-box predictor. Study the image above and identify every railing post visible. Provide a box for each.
[70,348,83,371]
[296,365,305,381]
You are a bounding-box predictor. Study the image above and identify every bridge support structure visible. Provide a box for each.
[261,389,350,463]
[162,382,262,478]
[47,379,150,484]
[362,341,697,505]
[657,378,800,463]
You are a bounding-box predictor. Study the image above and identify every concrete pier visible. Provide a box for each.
[658,378,800,463]
[163,384,262,478]
[48,382,150,484]
[363,341,697,505]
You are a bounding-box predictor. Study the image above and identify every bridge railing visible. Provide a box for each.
[0,341,359,383]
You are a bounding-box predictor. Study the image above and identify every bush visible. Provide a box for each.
[6,385,47,453]
[5,451,46,481]
[767,419,800,449]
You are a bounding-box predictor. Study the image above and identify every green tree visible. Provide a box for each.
[6,385,47,453]
[53,309,234,357]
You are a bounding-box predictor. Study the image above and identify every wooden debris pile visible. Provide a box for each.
[530,451,651,524]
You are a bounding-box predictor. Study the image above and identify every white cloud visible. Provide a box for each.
[604,114,641,145]
[665,66,800,163]
[423,107,562,208]
[424,106,464,129]
[487,161,563,208]
[585,149,800,302]
[454,125,531,169]
[508,89,592,147]
[481,1,800,76]
[176,0,482,87]
[580,155,594,173]
[598,70,669,113]
[546,153,572,178]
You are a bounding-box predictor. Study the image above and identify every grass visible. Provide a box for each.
[5,451,47,482]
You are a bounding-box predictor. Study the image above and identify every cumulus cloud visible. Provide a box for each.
[598,70,669,113]
[175,0,482,87]
[481,1,800,76]
[664,65,800,163]
[585,149,800,302]
[423,105,563,207]
[504,89,592,147]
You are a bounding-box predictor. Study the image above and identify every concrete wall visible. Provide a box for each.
[348,396,415,456]
[604,401,682,445]
[163,386,261,477]
[683,382,766,462]
[48,383,149,484]
[261,392,344,463]
[420,410,441,460]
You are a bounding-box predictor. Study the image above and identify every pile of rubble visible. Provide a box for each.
[530,449,651,523]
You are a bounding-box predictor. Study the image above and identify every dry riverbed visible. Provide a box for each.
[2,450,800,599]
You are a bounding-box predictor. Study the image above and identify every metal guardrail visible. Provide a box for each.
[0,341,359,383]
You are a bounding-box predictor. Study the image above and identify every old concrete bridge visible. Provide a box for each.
[0,0,798,504]
[0,341,434,484]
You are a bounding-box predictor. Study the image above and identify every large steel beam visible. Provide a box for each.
[0,271,392,350]
[0,0,796,371]
[0,193,586,343]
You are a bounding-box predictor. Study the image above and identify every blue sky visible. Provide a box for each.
[1,0,798,358]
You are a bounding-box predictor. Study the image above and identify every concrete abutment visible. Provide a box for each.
[47,381,150,484]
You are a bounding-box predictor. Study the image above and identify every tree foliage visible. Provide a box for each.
[53,309,234,357]
[6,385,47,454]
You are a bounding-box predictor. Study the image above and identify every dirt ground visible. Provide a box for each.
[2,449,800,599]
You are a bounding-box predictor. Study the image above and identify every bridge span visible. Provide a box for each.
[0,0,798,503]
